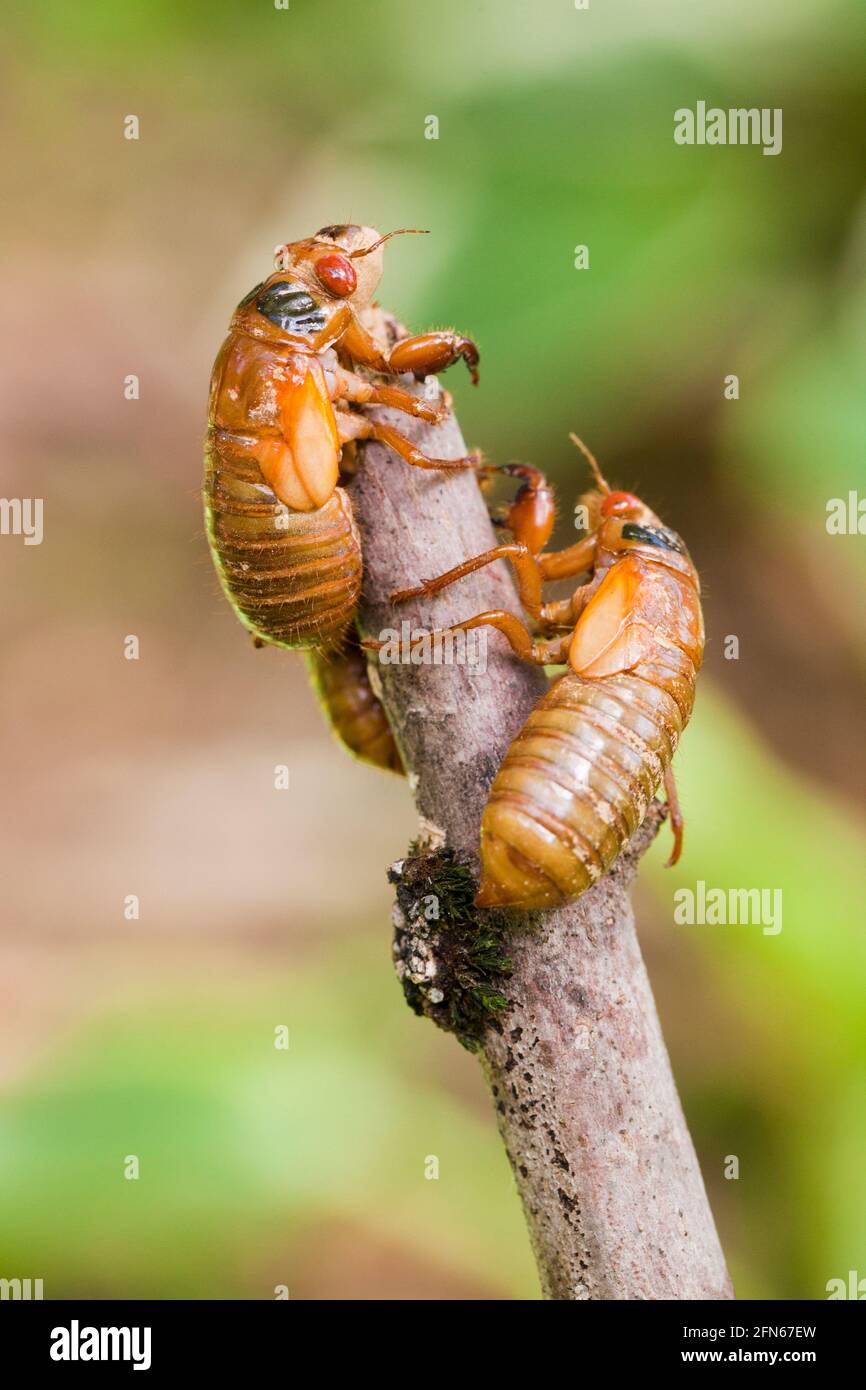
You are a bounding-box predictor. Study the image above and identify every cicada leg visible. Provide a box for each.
[390,543,544,621]
[340,317,480,385]
[663,764,685,867]
[331,365,446,425]
[389,533,599,629]
[364,611,570,666]
[337,411,479,472]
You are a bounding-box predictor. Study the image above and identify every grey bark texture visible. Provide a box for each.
[351,363,733,1302]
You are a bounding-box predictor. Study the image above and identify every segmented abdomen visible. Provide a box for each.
[306,635,404,774]
[476,667,695,909]
[204,430,362,649]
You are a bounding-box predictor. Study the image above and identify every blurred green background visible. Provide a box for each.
[1,0,864,1299]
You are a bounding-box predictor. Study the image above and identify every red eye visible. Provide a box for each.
[315,252,357,297]
[601,490,641,517]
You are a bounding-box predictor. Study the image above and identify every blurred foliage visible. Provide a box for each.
[644,686,866,1298]
[1,0,864,1299]
[0,941,538,1298]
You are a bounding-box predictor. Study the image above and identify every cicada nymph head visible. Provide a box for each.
[568,433,692,575]
[270,224,429,309]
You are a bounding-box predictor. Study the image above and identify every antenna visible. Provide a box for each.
[569,432,610,495]
[348,228,430,258]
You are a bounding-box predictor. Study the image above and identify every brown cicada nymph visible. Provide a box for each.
[370,437,704,908]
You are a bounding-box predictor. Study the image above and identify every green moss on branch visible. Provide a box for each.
[388,845,512,1051]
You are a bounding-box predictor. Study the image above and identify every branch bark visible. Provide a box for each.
[351,359,733,1301]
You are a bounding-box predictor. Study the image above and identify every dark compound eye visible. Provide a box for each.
[255,281,327,334]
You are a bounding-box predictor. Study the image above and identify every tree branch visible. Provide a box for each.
[351,345,733,1301]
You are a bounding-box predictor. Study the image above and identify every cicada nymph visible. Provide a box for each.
[204,223,480,652]
[306,629,403,774]
[374,437,704,909]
